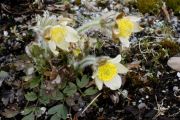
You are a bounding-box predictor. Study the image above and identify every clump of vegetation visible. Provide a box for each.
[123,38,180,87]
[20,11,142,120]
[137,0,162,14]
[165,0,180,14]
[160,39,180,57]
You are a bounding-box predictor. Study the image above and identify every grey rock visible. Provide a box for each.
[167,57,180,71]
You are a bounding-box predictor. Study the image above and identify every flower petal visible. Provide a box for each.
[132,22,143,33]
[119,37,130,47]
[116,63,128,74]
[48,41,59,55]
[124,16,141,22]
[65,26,79,42]
[95,78,103,90]
[104,75,122,90]
[56,40,69,51]
[109,54,121,63]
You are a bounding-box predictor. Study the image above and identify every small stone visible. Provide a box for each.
[26,67,34,75]
[173,86,179,92]
[22,33,26,36]
[123,7,129,14]
[177,72,180,77]
[162,90,166,93]
[145,95,149,99]
[138,103,147,109]
[141,97,145,100]
[40,107,46,114]
[138,100,142,103]
[121,90,128,98]
[132,102,136,106]
[157,71,162,78]
[3,31,8,36]
[167,57,180,71]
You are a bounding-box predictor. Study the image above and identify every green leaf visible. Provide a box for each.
[22,112,35,120]
[34,107,43,117]
[47,105,60,115]
[21,107,34,115]
[25,92,37,101]
[51,90,64,101]
[76,75,89,88]
[57,105,67,119]
[63,82,77,96]
[31,45,44,58]
[47,104,67,119]
[50,114,60,120]
[30,77,41,89]
[58,80,67,90]
[39,89,50,105]
[84,87,98,96]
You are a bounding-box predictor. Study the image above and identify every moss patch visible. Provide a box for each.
[137,0,162,14]
[165,0,180,15]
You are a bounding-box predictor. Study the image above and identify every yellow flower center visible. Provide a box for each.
[50,26,67,43]
[117,18,134,38]
[97,62,117,81]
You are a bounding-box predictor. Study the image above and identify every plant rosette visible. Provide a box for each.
[92,54,128,90]
[113,14,143,47]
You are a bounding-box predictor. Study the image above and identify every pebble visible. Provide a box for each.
[138,103,147,109]
[22,33,26,36]
[123,7,129,14]
[132,102,136,106]
[26,67,34,75]
[162,90,166,93]
[40,107,46,114]
[177,72,180,78]
[141,97,145,100]
[173,86,179,92]
[121,90,128,98]
[145,95,149,99]
[3,31,8,36]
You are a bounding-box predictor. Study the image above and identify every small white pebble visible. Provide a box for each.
[162,90,166,93]
[40,107,46,114]
[145,95,149,99]
[123,7,129,14]
[138,100,142,103]
[132,102,136,106]
[173,86,179,92]
[177,72,180,78]
[141,97,145,100]
[121,90,128,98]
[26,67,34,75]
[22,33,26,36]
[3,31,8,36]
[174,79,178,82]
[157,71,161,78]
[138,103,147,109]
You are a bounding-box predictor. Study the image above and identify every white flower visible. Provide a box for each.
[115,16,143,47]
[93,55,128,90]
[33,11,80,56]
[46,25,80,55]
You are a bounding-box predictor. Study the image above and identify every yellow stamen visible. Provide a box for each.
[117,18,134,38]
[97,62,117,81]
[50,26,67,43]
